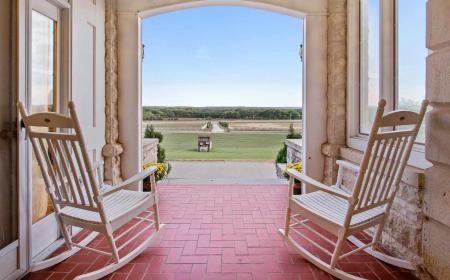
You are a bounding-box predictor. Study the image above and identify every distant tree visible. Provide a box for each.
[142,106,302,121]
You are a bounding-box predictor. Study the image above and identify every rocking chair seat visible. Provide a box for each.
[61,190,153,226]
[294,191,385,227]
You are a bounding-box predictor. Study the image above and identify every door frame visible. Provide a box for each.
[8,0,71,278]
[27,0,62,261]
[0,1,30,279]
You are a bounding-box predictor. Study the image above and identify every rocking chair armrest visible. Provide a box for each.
[102,166,157,196]
[286,169,352,200]
[336,160,360,173]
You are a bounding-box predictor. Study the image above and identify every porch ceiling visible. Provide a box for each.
[25,184,414,280]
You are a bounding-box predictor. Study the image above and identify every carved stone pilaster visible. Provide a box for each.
[103,0,123,185]
[323,0,347,185]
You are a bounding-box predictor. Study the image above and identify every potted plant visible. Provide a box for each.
[142,125,171,191]
[142,162,170,191]
[283,162,302,195]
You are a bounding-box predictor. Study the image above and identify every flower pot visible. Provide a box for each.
[293,182,302,195]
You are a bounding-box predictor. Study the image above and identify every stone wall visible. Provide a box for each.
[142,138,158,164]
[339,148,425,269]
[102,0,123,185]
[286,139,303,164]
[322,0,347,185]
[423,0,450,279]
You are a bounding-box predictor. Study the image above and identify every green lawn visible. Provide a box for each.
[160,132,286,160]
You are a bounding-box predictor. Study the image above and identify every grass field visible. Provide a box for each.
[161,132,286,160]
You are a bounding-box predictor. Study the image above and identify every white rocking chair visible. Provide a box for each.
[18,101,165,280]
[279,99,428,280]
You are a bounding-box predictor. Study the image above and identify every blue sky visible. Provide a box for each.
[365,0,426,106]
[141,6,303,107]
[396,0,426,104]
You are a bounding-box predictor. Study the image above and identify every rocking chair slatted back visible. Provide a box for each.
[351,99,428,214]
[18,102,102,211]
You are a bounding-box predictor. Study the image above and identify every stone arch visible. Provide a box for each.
[105,0,344,189]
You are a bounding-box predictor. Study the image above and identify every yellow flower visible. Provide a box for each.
[284,162,302,174]
[143,162,167,181]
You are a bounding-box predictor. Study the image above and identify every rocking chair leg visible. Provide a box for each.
[150,174,161,231]
[58,218,73,250]
[284,207,291,237]
[371,217,386,250]
[284,177,295,237]
[153,203,161,231]
[330,233,345,269]
[105,226,120,262]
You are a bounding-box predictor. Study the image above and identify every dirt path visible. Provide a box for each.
[210,121,225,133]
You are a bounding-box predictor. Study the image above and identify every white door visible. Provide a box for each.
[71,0,105,164]
[27,0,62,260]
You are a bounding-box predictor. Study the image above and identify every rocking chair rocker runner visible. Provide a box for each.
[18,101,165,280]
[279,99,428,280]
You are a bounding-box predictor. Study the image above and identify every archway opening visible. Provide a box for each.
[140,5,304,185]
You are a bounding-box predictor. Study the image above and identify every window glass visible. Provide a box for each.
[31,10,57,223]
[396,0,426,142]
[31,10,55,114]
[360,0,380,134]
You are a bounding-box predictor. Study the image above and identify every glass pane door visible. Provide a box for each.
[31,9,57,223]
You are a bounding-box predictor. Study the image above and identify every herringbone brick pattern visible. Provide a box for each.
[25,185,415,280]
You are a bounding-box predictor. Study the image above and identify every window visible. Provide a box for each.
[360,0,380,134]
[395,0,426,143]
[31,10,57,114]
[347,0,428,168]
[29,4,60,224]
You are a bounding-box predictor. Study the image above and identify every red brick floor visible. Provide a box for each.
[25,184,416,280]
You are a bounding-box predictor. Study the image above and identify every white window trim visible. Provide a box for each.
[346,0,431,170]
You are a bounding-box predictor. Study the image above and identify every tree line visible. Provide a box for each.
[143,107,302,120]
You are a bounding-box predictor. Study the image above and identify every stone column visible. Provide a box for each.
[102,0,123,185]
[423,0,450,279]
[322,0,347,185]
[117,12,142,190]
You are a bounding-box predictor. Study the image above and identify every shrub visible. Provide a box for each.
[157,145,166,163]
[144,125,166,163]
[144,125,163,143]
[287,123,302,139]
[218,121,229,129]
[275,144,287,163]
[275,124,302,164]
